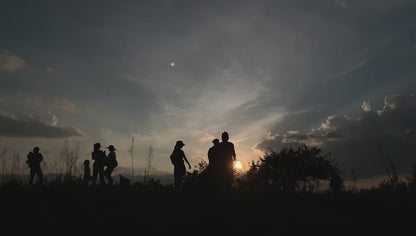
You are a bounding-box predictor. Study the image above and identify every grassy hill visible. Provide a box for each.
[1,182,415,235]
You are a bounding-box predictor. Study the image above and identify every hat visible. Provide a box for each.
[175,140,185,147]
[106,145,116,150]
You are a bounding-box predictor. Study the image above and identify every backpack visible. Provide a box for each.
[26,153,33,166]
[170,152,179,165]
[170,149,182,165]
[170,153,175,165]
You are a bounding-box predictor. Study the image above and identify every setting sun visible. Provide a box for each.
[235,161,242,170]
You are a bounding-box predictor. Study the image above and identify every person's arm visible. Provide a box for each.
[40,154,43,162]
[231,143,236,161]
[183,152,191,169]
[207,148,212,162]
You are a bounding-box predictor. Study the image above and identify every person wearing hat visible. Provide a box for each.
[206,139,220,187]
[170,140,191,189]
[104,145,118,186]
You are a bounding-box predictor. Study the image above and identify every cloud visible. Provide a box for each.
[0,92,43,107]
[198,133,216,143]
[1,0,415,174]
[361,101,372,111]
[53,99,75,111]
[0,111,85,138]
[0,51,26,72]
[254,94,416,178]
[334,0,348,8]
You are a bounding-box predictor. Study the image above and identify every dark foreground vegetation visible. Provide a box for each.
[2,145,416,235]
[1,183,416,235]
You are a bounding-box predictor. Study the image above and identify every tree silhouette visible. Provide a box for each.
[143,144,154,184]
[242,144,342,192]
[181,159,209,189]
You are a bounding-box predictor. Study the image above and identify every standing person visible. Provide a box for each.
[26,147,44,185]
[104,145,118,186]
[170,140,191,189]
[218,131,236,189]
[91,143,106,187]
[83,160,93,186]
[207,138,220,187]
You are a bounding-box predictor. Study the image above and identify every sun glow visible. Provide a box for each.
[235,161,243,170]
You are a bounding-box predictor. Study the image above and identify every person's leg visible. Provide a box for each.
[103,167,109,180]
[108,175,113,185]
[104,167,113,186]
[174,177,180,189]
[98,166,105,186]
[29,169,35,185]
[91,166,98,186]
[227,161,234,188]
[37,169,44,185]
[108,168,113,185]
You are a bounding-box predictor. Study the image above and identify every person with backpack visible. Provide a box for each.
[26,146,44,185]
[170,140,191,189]
[207,138,221,188]
[91,142,106,187]
[104,145,118,186]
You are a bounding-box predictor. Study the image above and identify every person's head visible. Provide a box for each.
[84,159,90,167]
[93,143,101,150]
[175,140,185,149]
[221,132,229,142]
[212,138,220,145]
[33,147,40,153]
[106,145,116,152]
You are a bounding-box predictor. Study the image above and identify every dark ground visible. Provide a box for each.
[1,183,415,236]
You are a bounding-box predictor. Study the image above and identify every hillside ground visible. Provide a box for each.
[1,182,415,235]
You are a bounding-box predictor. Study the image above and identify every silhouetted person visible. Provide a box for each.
[207,138,221,187]
[170,140,191,189]
[208,139,220,165]
[83,160,93,186]
[91,143,106,187]
[26,147,44,185]
[218,132,236,189]
[104,145,118,186]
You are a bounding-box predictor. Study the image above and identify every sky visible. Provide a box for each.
[1,0,416,182]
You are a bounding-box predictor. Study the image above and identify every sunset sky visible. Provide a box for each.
[1,0,416,182]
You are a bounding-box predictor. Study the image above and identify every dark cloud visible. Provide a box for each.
[0,111,85,138]
[254,94,416,178]
[1,1,416,173]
